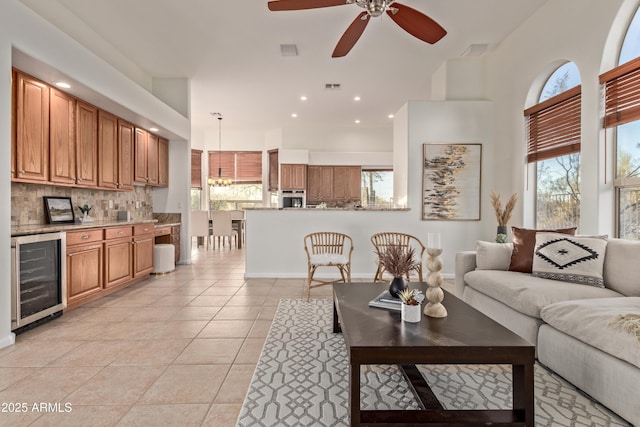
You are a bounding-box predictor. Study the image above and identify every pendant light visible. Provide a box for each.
[208,113,232,187]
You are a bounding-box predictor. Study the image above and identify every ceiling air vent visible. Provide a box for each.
[325,83,341,89]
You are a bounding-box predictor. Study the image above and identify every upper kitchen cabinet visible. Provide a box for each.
[134,127,148,184]
[147,133,159,186]
[98,112,135,191]
[75,101,99,187]
[12,70,49,183]
[134,127,164,186]
[333,166,361,201]
[268,149,278,192]
[281,164,307,191]
[118,120,135,190]
[307,166,334,202]
[98,110,118,189]
[49,88,76,185]
[158,137,169,187]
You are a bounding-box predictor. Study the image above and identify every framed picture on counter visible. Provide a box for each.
[43,196,75,224]
[422,143,482,221]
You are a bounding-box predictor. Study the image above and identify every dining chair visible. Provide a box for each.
[191,210,211,250]
[229,209,245,246]
[304,232,353,301]
[210,210,238,249]
[370,232,425,282]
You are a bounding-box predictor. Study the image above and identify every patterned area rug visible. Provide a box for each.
[237,299,631,427]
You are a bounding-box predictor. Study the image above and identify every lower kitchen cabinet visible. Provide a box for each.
[66,239,103,306]
[133,224,155,277]
[66,224,155,310]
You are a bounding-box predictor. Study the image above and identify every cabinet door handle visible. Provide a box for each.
[19,170,25,174]
[68,253,73,257]
[143,228,149,232]
[82,235,89,240]
[118,231,123,235]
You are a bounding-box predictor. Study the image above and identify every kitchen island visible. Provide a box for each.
[245,207,425,280]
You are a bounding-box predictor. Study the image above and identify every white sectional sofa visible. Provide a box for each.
[455,236,640,425]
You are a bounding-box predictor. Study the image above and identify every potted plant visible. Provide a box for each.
[376,244,420,298]
[398,288,424,322]
[490,190,517,243]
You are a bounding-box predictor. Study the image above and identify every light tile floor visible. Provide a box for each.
[0,247,454,427]
[0,247,331,427]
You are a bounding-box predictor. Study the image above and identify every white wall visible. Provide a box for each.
[1,0,190,348]
[485,0,627,235]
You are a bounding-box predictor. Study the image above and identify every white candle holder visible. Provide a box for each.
[424,233,447,318]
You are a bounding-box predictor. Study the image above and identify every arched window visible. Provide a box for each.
[601,6,640,239]
[525,62,581,229]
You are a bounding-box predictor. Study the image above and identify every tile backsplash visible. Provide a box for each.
[11,183,153,226]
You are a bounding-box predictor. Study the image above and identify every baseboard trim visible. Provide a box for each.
[0,333,16,350]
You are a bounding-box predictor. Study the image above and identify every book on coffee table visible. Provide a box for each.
[368,290,401,311]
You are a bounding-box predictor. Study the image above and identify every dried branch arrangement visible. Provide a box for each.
[490,190,518,226]
[376,244,419,277]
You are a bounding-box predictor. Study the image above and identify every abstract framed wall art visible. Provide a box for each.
[422,143,482,221]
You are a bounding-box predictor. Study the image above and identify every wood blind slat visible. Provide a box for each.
[600,57,640,128]
[207,151,262,184]
[191,149,202,189]
[524,89,581,164]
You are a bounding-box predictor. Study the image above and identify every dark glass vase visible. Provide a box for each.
[388,276,407,298]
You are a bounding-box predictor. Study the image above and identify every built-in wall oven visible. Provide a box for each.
[10,232,67,332]
[280,190,306,208]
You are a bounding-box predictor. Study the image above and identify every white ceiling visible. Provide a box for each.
[19,0,548,134]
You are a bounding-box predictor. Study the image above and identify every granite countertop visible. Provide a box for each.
[11,219,158,237]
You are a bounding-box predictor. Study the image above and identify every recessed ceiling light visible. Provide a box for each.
[55,81,71,89]
[149,127,159,132]
[388,114,394,119]
[354,119,360,124]
[300,96,307,101]
[291,113,298,118]
[354,96,361,101]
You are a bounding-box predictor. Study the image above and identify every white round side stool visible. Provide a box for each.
[153,244,175,274]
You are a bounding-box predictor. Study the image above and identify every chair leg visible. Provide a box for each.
[373,264,383,282]
[307,265,316,302]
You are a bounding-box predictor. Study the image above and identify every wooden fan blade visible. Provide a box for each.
[268,0,348,11]
[386,2,446,44]
[332,12,369,58]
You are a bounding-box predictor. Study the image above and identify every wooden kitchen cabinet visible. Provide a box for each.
[98,110,119,189]
[268,149,278,191]
[104,226,134,289]
[13,70,49,183]
[118,120,135,190]
[307,166,334,202]
[333,166,361,201]
[49,88,76,185]
[147,133,159,186]
[158,137,169,187]
[133,224,155,277]
[75,100,99,187]
[281,164,307,190]
[134,127,148,184]
[66,229,104,307]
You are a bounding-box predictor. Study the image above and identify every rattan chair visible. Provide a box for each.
[371,232,425,282]
[304,232,353,301]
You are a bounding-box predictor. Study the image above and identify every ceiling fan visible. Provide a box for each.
[267,0,447,57]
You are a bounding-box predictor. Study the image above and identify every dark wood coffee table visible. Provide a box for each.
[333,282,535,426]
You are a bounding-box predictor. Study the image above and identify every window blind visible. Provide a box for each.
[191,149,202,189]
[207,151,262,183]
[524,85,581,163]
[235,151,262,183]
[600,56,640,128]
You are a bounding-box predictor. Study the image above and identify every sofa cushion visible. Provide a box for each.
[541,297,640,369]
[475,241,513,270]
[508,226,577,273]
[532,233,607,288]
[464,270,622,318]
[603,238,640,296]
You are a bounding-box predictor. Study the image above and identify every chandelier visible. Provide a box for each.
[208,113,232,187]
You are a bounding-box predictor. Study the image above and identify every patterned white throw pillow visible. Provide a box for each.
[532,233,608,287]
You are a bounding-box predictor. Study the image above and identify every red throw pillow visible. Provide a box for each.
[508,226,577,273]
